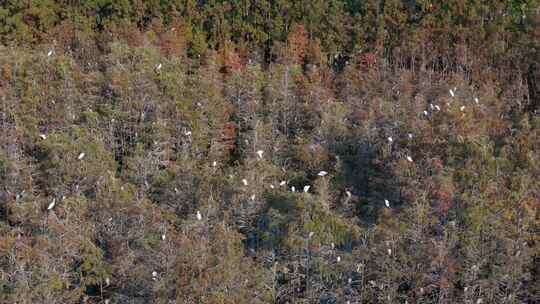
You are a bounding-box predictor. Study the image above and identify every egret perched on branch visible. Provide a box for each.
[387,248,392,255]
[270,184,275,189]
[161,234,166,240]
[406,156,413,162]
[185,131,192,136]
[387,137,393,143]
[317,171,328,177]
[346,190,351,197]
[408,133,413,139]
[156,63,162,71]
[256,150,264,159]
[279,181,287,186]
[336,256,341,263]
[196,210,202,221]
[77,152,85,160]
[423,110,428,116]
[460,106,466,112]
[250,194,255,201]
[429,103,434,110]
[303,185,310,193]
[47,198,56,210]
[308,231,315,239]
[291,186,296,192]
[435,105,441,111]
[39,134,47,140]
[212,161,217,167]
[47,50,53,57]
[384,199,390,208]
[449,89,455,97]
[242,179,248,186]
[475,97,479,104]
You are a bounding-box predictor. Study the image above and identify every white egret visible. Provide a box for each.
[346,190,351,197]
[242,179,248,186]
[348,278,352,284]
[105,277,110,287]
[331,242,335,249]
[449,89,455,97]
[291,186,295,192]
[152,271,158,277]
[308,231,315,239]
[156,63,162,70]
[185,131,192,136]
[212,161,217,167]
[250,194,255,201]
[387,248,392,255]
[256,150,264,158]
[406,156,413,162]
[303,185,310,193]
[408,133,413,139]
[460,106,466,112]
[317,170,328,176]
[196,210,202,221]
[39,134,47,140]
[47,50,53,57]
[174,187,178,194]
[47,198,56,210]
[423,110,428,115]
[279,180,287,186]
[387,137,393,143]
[384,199,390,208]
[270,184,275,189]
[474,97,479,104]
[435,105,441,111]
[336,256,341,263]
[161,234,166,240]
[77,152,85,160]
[477,299,483,304]
[429,103,434,110]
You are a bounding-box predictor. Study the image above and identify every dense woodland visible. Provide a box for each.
[0,1,539,303]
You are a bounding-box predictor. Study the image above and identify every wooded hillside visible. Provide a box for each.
[0,1,539,303]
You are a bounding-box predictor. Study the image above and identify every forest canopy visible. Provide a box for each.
[0,1,539,303]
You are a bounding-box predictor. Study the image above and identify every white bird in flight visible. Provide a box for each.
[39,134,47,140]
[196,210,202,221]
[242,179,248,186]
[256,150,264,158]
[384,199,390,208]
[317,171,328,177]
[47,198,56,210]
[303,185,310,193]
[77,152,85,160]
